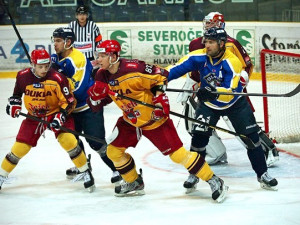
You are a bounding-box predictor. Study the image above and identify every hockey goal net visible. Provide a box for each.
[261,49,300,143]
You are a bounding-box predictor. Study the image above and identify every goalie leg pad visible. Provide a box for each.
[206,130,228,165]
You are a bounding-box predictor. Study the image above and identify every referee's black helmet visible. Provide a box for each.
[76,5,88,14]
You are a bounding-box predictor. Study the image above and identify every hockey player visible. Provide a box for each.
[86,40,228,203]
[168,27,278,192]
[0,49,94,192]
[51,27,121,184]
[177,12,279,191]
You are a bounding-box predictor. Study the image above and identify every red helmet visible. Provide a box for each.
[203,12,225,31]
[31,49,51,64]
[95,40,121,57]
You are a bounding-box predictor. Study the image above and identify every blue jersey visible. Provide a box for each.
[168,48,243,110]
[51,48,93,112]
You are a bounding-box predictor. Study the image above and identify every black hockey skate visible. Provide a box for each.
[183,174,199,194]
[82,169,95,193]
[207,175,228,203]
[115,169,145,197]
[111,171,122,184]
[258,172,278,191]
[66,154,92,180]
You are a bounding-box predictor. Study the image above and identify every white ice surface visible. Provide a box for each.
[0,78,299,225]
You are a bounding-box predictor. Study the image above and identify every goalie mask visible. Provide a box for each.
[203,12,225,31]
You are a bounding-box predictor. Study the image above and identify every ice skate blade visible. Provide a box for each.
[115,189,145,197]
[185,184,197,194]
[86,185,96,193]
[215,185,229,203]
[260,183,278,191]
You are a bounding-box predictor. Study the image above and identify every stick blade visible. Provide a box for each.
[284,84,300,97]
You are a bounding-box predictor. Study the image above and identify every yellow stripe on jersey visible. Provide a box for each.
[63,48,87,91]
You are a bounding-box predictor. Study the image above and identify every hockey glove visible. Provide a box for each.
[48,112,66,132]
[6,96,22,118]
[87,81,109,102]
[176,74,199,105]
[152,93,170,120]
[196,86,219,102]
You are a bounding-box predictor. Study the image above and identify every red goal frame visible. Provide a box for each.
[260,49,300,135]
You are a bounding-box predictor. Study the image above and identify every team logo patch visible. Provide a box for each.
[33,83,44,88]
[109,80,119,86]
[126,63,138,69]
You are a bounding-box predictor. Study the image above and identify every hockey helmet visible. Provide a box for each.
[204,27,227,44]
[31,49,51,65]
[76,5,88,14]
[95,40,121,57]
[203,12,225,30]
[52,27,76,44]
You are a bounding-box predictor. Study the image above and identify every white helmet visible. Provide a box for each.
[203,12,225,31]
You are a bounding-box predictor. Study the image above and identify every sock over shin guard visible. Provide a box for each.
[57,133,88,172]
[106,144,138,183]
[1,142,31,175]
[169,147,214,181]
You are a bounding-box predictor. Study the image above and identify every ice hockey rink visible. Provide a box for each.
[0,77,300,225]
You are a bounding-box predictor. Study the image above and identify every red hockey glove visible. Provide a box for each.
[87,81,109,101]
[48,112,66,132]
[152,93,170,120]
[6,96,22,118]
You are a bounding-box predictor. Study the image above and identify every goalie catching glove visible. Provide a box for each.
[176,73,199,105]
[152,93,170,120]
[197,86,219,102]
[48,112,66,132]
[6,96,22,118]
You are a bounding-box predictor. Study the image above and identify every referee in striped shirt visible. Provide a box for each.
[69,5,102,61]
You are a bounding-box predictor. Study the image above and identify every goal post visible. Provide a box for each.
[260,49,300,143]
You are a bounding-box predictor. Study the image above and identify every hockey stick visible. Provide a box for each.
[0,0,31,62]
[166,83,300,97]
[18,112,106,144]
[107,90,255,148]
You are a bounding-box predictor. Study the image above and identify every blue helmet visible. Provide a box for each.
[52,27,76,44]
[204,27,227,43]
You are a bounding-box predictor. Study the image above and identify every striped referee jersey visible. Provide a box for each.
[68,20,102,60]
